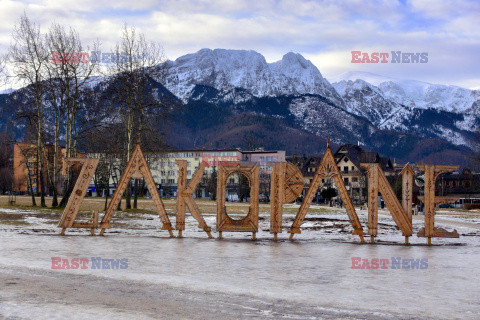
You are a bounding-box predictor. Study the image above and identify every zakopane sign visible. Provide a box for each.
[58,142,459,245]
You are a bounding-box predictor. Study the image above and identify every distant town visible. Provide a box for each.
[8,142,480,209]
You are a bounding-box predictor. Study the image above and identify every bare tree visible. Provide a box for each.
[0,132,13,194]
[104,24,169,209]
[8,13,49,206]
[44,22,100,207]
[14,139,38,205]
[0,54,8,88]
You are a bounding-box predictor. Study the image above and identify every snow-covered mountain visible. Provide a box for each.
[330,71,480,114]
[332,78,410,128]
[1,49,477,165]
[330,71,479,147]
[162,48,344,107]
[158,49,479,150]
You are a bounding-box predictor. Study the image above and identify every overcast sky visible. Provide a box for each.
[1,0,479,89]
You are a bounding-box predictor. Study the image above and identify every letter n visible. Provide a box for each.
[361,163,412,241]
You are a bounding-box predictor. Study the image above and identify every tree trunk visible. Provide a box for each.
[104,185,109,211]
[59,169,74,207]
[27,169,36,206]
[126,181,132,209]
[51,123,61,207]
[133,179,138,209]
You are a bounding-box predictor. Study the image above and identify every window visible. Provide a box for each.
[344,157,349,162]
[344,177,349,184]
[352,177,358,182]
[168,179,175,184]
[351,166,355,171]
[161,179,165,184]
[168,170,175,175]
[187,170,191,175]
[343,166,349,173]
[187,162,191,167]
[161,171,166,176]
[229,178,235,184]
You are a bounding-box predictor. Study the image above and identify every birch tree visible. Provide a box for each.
[8,13,49,207]
[105,24,169,209]
[44,22,99,207]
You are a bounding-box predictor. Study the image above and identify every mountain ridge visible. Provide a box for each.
[1,48,478,167]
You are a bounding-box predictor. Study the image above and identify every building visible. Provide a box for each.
[285,154,306,170]
[240,149,286,200]
[435,168,480,207]
[296,144,394,203]
[333,144,394,202]
[88,148,286,200]
[13,143,67,194]
[300,154,324,186]
[150,149,241,198]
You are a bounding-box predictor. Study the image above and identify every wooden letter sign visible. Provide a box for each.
[176,160,212,238]
[361,163,412,244]
[58,158,99,235]
[216,164,260,239]
[99,144,174,236]
[288,142,365,242]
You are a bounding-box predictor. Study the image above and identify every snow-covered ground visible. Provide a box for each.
[1,205,480,319]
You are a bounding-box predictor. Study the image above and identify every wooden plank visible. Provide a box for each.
[424,165,436,239]
[176,160,187,233]
[361,163,412,241]
[58,158,99,232]
[377,165,412,237]
[415,165,459,242]
[270,162,285,235]
[284,163,304,203]
[400,164,414,223]
[417,196,460,204]
[415,165,459,172]
[365,164,378,240]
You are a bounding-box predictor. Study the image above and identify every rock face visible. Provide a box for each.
[331,71,480,147]
[162,49,478,150]
[163,48,344,106]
